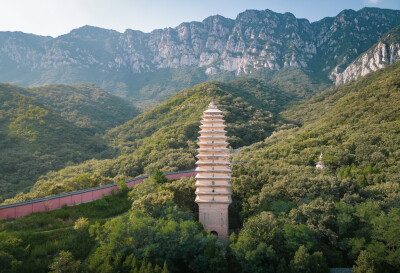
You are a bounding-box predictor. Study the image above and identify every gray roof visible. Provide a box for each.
[330,268,353,273]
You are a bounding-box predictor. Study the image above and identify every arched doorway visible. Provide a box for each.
[210,231,218,237]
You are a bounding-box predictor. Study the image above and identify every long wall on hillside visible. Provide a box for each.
[0,170,196,219]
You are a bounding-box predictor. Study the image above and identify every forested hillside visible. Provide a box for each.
[80,59,400,273]
[228,61,400,272]
[17,83,139,135]
[4,78,294,203]
[105,78,294,150]
[104,65,330,109]
[1,55,399,273]
[0,83,134,200]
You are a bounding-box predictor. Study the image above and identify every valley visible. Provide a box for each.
[0,83,138,200]
[0,6,399,273]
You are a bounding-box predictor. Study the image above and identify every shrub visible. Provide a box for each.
[49,250,81,273]
[74,217,89,232]
[53,209,70,220]
[117,180,129,194]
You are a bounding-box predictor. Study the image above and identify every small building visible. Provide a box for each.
[315,152,329,169]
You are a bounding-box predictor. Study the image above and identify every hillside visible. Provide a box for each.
[1,8,400,107]
[1,54,399,273]
[229,61,400,271]
[111,66,330,109]
[0,191,132,273]
[0,84,116,200]
[105,77,294,150]
[4,78,294,203]
[17,83,139,135]
[333,24,400,85]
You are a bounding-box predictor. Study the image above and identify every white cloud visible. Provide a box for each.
[368,0,379,3]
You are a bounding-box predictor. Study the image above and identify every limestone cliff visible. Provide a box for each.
[331,25,400,85]
[0,7,400,90]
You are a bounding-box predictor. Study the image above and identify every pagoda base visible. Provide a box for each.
[197,203,229,241]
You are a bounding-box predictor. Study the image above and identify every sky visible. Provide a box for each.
[0,0,399,37]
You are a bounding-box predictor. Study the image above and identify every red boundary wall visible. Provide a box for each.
[0,170,196,220]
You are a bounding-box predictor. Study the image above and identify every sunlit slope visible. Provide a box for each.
[6,78,294,202]
[0,85,113,200]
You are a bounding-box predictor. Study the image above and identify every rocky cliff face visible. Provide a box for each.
[0,7,400,88]
[331,25,400,85]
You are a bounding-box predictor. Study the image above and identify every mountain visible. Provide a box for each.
[1,50,400,273]
[0,8,399,107]
[228,61,400,271]
[4,78,295,203]
[236,61,400,191]
[15,83,139,135]
[105,78,293,150]
[0,84,117,200]
[3,53,399,273]
[332,24,400,85]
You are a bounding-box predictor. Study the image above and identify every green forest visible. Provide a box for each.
[4,77,298,203]
[0,66,330,203]
[1,61,400,273]
[0,83,138,200]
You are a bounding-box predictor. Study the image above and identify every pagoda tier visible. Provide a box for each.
[195,102,232,241]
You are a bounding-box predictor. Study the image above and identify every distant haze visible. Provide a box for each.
[0,0,399,37]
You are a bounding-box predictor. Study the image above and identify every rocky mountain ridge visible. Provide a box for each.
[332,24,400,84]
[0,7,400,94]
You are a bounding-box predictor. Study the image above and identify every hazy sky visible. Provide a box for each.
[0,0,399,37]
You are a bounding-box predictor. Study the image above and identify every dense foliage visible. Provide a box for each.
[123,66,331,109]
[17,83,139,135]
[228,61,400,272]
[1,57,399,273]
[0,191,131,273]
[85,176,226,273]
[245,67,331,100]
[0,84,116,200]
[106,78,293,150]
[5,78,295,203]
[0,178,222,273]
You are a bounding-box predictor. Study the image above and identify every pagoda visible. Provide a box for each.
[315,152,329,169]
[195,102,232,241]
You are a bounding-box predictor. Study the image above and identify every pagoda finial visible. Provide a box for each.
[208,101,218,109]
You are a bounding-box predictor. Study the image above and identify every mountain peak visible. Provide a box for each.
[66,25,120,38]
[0,7,400,99]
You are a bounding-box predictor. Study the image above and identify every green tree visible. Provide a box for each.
[289,246,328,273]
[162,261,169,273]
[0,232,24,273]
[49,250,81,273]
[229,212,281,272]
[121,253,138,273]
[118,180,130,194]
[149,168,168,184]
[74,217,89,232]
[88,206,226,273]
[283,224,318,258]
[0,251,18,273]
[353,250,376,273]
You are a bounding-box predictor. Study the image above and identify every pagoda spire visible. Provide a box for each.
[195,102,231,242]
